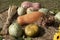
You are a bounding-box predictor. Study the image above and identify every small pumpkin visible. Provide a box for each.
[21,1,32,8]
[53,32,60,40]
[55,12,60,22]
[26,7,35,14]
[38,8,49,15]
[9,22,23,37]
[25,24,39,37]
[17,7,26,16]
[32,2,41,10]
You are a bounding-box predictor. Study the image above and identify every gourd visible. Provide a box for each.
[38,8,49,15]
[17,11,44,25]
[25,24,39,37]
[26,7,35,14]
[9,22,23,37]
[32,2,41,10]
[17,7,26,16]
[55,12,60,22]
[21,1,32,8]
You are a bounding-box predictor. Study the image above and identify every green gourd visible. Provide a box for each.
[9,22,23,37]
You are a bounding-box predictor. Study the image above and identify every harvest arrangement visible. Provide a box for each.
[0,1,60,40]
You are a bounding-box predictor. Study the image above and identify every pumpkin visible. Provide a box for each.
[21,1,32,8]
[25,24,39,37]
[26,7,35,14]
[53,32,60,40]
[9,22,23,37]
[32,2,41,10]
[38,8,49,15]
[17,7,26,16]
[55,12,60,22]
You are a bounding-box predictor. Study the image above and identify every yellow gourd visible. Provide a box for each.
[25,24,39,37]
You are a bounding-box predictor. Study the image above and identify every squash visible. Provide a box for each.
[26,7,35,14]
[32,2,41,10]
[25,24,39,37]
[17,11,44,25]
[21,1,32,8]
[9,22,23,37]
[17,7,26,16]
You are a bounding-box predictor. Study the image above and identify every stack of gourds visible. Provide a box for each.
[7,1,60,40]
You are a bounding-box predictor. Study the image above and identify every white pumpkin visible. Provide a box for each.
[17,7,26,16]
[38,8,49,15]
[9,22,23,37]
[27,7,35,14]
[55,12,60,22]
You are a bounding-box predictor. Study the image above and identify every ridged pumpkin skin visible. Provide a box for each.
[9,22,23,37]
[25,24,39,37]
